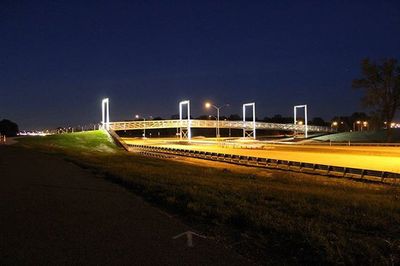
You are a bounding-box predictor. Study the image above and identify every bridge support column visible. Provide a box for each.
[294,104,308,138]
[102,98,110,130]
[243,102,256,139]
[179,100,191,141]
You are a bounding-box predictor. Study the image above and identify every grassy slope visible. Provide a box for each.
[314,129,400,142]
[17,131,400,265]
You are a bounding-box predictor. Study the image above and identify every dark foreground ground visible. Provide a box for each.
[0,146,249,265]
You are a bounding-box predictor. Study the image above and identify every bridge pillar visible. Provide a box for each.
[294,104,308,138]
[101,98,110,130]
[243,102,256,139]
[179,100,191,140]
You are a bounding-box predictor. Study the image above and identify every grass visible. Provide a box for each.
[17,131,400,265]
[314,129,400,143]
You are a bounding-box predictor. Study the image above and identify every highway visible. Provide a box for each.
[122,138,400,174]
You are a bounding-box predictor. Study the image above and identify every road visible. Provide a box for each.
[0,146,248,265]
[122,138,400,173]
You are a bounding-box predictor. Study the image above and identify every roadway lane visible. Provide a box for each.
[122,138,400,173]
[0,146,248,265]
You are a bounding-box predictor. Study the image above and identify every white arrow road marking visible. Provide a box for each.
[172,231,206,247]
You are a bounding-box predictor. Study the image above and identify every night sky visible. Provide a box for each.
[1,0,399,130]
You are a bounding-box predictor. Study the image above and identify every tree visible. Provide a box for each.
[197,115,210,120]
[228,114,241,121]
[310,117,327,126]
[268,114,293,124]
[352,58,400,140]
[0,119,19,137]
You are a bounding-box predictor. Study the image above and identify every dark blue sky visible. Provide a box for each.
[1,0,399,130]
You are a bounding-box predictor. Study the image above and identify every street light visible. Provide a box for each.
[135,114,146,138]
[205,102,229,138]
[331,121,338,131]
[363,121,368,131]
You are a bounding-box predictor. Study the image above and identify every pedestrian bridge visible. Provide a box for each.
[109,119,331,132]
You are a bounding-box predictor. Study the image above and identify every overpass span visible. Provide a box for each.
[109,119,332,132]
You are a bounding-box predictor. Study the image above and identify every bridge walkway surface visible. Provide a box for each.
[109,119,331,132]
[0,146,248,265]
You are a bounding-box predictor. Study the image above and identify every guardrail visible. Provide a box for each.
[127,144,400,184]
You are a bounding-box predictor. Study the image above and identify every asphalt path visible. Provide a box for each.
[0,146,248,265]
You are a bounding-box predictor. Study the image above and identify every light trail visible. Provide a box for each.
[122,138,400,174]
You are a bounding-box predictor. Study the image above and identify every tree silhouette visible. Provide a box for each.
[352,58,400,140]
[0,119,19,137]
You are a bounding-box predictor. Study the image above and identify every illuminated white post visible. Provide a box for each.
[179,100,191,140]
[101,98,110,130]
[242,102,256,139]
[294,104,308,138]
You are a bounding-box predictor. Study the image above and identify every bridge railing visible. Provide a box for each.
[109,119,332,132]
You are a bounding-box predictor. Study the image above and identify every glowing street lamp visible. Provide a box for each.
[362,121,369,131]
[135,114,147,138]
[331,121,338,132]
[353,120,361,131]
[205,102,229,138]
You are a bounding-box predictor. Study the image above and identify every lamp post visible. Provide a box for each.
[353,120,361,131]
[135,114,146,138]
[205,102,229,138]
[331,121,338,131]
[362,121,368,131]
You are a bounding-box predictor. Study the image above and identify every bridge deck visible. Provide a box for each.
[109,119,331,132]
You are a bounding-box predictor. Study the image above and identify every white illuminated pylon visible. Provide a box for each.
[179,100,191,140]
[294,104,308,138]
[243,102,256,139]
[102,98,110,130]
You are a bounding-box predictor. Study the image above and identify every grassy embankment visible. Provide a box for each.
[314,129,400,143]
[17,131,400,265]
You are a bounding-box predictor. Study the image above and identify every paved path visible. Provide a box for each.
[0,146,248,265]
